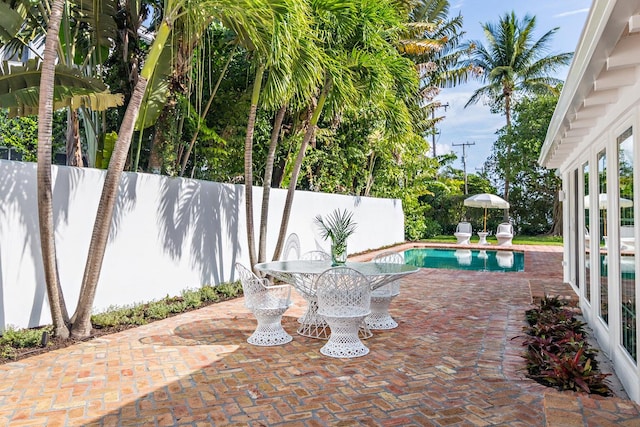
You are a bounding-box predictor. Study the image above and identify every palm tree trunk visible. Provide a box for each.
[244,65,265,270]
[363,152,376,197]
[66,109,83,166]
[503,93,512,222]
[70,77,149,338]
[37,0,70,339]
[258,105,286,263]
[549,183,563,236]
[70,19,172,339]
[272,84,329,261]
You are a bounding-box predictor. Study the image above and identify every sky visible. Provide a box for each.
[432,0,592,174]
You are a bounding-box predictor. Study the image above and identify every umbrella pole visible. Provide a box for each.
[484,207,487,232]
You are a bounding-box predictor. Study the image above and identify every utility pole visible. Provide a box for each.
[431,102,449,158]
[452,141,475,194]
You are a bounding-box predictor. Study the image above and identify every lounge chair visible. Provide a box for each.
[496,223,514,246]
[585,227,591,249]
[620,225,635,252]
[496,251,514,268]
[454,222,473,245]
[454,249,472,265]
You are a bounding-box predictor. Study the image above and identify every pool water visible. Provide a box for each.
[403,248,525,272]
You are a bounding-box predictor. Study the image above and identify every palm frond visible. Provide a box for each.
[0,59,123,114]
[0,1,25,42]
[314,208,357,244]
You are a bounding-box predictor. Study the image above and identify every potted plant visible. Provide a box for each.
[314,209,357,266]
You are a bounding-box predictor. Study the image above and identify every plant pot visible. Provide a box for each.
[331,241,347,266]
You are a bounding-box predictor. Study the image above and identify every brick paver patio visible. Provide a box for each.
[1,243,639,426]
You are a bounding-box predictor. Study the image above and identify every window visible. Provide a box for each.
[598,150,608,324]
[618,127,636,362]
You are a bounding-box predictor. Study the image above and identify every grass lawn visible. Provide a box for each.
[423,235,563,246]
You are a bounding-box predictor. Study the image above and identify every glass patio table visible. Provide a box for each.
[254,260,419,339]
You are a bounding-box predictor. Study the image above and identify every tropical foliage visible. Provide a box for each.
[522,296,612,396]
[314,209,357,252]
[484,93,562,235]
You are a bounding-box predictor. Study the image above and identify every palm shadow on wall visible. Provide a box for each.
[157,178,241,285]
[0,162,139,328]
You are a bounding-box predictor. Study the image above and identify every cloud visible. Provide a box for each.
[554,8,589,18]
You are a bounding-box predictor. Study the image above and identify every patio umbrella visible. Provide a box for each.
[584,194,633,236]
[463,193,510,232]
[584,194,633,209]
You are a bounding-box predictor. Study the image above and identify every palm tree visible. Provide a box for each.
[463,12,572,213]
[72,0,276,337]
[35,0,274,339]
[236,0,323,268]
[271,0,420,260]
[401,0,472,125]
[37,0,70,339]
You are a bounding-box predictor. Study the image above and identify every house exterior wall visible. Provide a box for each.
[0,160,405,331]
[559,103,640,402]
[540,0,640,403]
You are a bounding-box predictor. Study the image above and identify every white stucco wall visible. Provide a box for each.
[0,160,404,330]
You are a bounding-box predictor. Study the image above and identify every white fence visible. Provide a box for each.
[0,160,405,330]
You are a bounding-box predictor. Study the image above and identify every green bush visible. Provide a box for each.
[216,281,243,298]
[422,218,443,239]
[199,285,220,302]
[1,325,53,348]
[144,301,173,319]
[181,288,204,309]
[0,325,53,360]
[92,305,147,327]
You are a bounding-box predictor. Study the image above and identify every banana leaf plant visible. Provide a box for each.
[0,0,125,167]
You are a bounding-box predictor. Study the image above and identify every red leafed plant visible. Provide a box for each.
[522,296,612,396]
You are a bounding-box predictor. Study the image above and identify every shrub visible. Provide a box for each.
[199,285,220,302]
[92,305,147,327]
[1,325,53,348]
[522,296,612,396]
[0,325,54,361]
[140,301,167,319]
[181,288,204,309]
[216,281,243,298]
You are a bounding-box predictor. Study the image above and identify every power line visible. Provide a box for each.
[452,141,475,194]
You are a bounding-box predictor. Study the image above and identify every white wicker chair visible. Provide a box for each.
[365,251,403,330]
[316,267,372,358]
[454,222,473,244]
[295,250,332,325]
[235,263,293,346]
[496,222,514,246]
[282,233,301,260]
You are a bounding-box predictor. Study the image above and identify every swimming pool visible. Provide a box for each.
[403,248,525,272]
